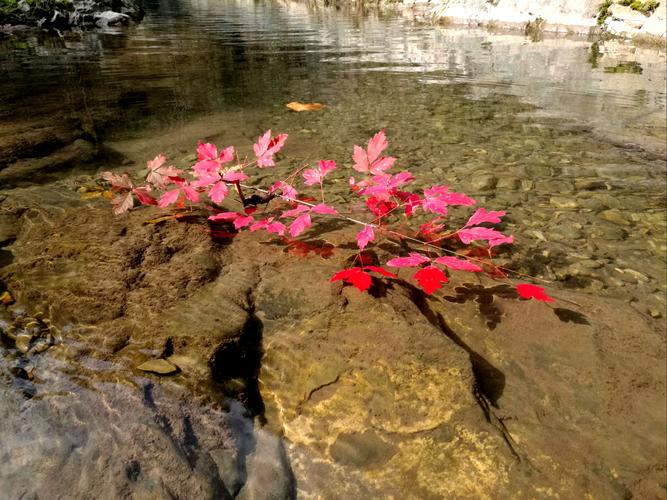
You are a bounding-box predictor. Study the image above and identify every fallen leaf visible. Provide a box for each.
[286,102,326,112]
[0,290,15,305]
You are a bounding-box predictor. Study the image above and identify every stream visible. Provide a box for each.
[1,0,666,497]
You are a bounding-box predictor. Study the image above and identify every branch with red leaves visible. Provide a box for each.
[101,130,554,303]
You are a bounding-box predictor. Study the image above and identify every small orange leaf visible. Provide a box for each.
[286,102,325,112]
[0,290,15,305]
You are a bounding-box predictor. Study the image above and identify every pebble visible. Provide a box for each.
[599,209,630,227]
[550,196,579,209]
[471,174,497,191]
[575,179,608,191]
[496,177,520,190]
[648,308,663,319]
[15,334,33,354]
[137,359,180,375]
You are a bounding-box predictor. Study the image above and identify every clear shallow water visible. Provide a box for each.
[1,0,666,495]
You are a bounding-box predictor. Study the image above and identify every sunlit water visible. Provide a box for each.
[1,0,666,495]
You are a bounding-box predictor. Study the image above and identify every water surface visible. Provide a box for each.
[1,0,666,495]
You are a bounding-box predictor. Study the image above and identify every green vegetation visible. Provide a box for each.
[597,0,613,25]
[604,61,644,73]
[1,0,72,17]
[597,0,660,25]
[588,42,602,68]
[620,0,660,13]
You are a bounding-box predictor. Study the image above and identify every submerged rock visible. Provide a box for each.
[0,184,664,498]
[137,358,180,375]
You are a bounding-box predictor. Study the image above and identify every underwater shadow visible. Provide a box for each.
[442,283,518,331]
[404,283,506,408]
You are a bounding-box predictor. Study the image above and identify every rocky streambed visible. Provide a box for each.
[1,0,665,496]
[0,174,665,498]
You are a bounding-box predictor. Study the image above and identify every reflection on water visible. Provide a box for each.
[0,0,666,495]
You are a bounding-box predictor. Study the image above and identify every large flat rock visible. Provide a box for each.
[1,182,665,498]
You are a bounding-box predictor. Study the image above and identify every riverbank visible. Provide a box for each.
[0,0,143,31]
[302,0,666,44]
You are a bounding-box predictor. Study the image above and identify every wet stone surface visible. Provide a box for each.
[0,182,664,498]
[0,0,665,497]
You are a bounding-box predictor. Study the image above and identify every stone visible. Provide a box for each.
[14,333,32,353]
[136,358,179,375]
[549,196,578,209]
[329,431,397,468]
[639,2,667,37]
[236,429,295,500]
[94,11,130,27]
[496,176,521,190]
[0,213,20,246]
[599,209,630,226]
[604,18,642,37]
[609,4,649,26]
[574,179,607,191]
[470,174,497,191]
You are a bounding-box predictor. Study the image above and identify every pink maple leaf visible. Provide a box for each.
[270,181,298,200]
[111,192,134,214]
[352,131,396,175]
[191,175,219,188]
[422,185,476,215]
[360,171,415,201]
[222,171,249,182]
[209,182,229,204]
[253,130,288,168]
[289,213,312,237]
[281,204,310,218]
[465,208,506,228]
[146,154,183,189]
[413,266,448,295]
[159,184,199,207]
[386,252,431,268]
[193,143,234,177]
[182,186,200,203]
[516,284,554,302]
[249,218,286,236]
[303,159,337,186]
[302,168,321,186]
[208,212,242,222]
[434,256,482,272]
[234,215,254,229]
[356,225,375,250]
[102,171,133,191]
[311,203,338,215]
[419,219,445,236]
[458,227,513,247]
[158,189,180,208]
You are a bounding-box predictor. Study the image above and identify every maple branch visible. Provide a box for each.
[238,183,550,284]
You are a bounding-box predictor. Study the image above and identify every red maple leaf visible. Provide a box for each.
[330,266,396,292]
[516,284,554,302]
[413,266,448,295]
[330,267,373,292]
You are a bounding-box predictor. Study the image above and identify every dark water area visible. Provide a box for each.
[1,0,665,301]
[0,0,666,496]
